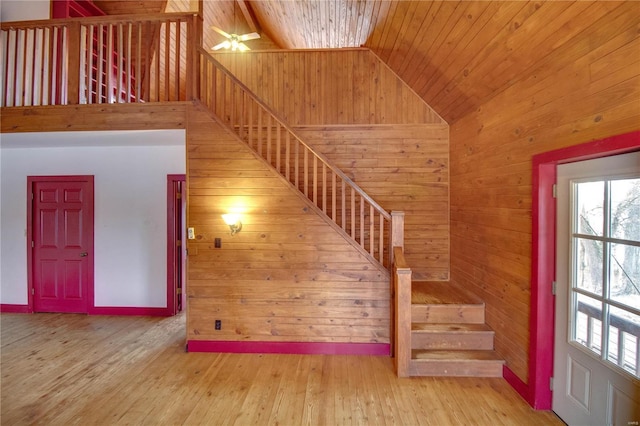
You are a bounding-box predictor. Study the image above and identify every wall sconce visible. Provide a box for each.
[222,213,242,236]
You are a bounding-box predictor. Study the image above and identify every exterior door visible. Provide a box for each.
[30,176,94,313]
[553,153,640,425]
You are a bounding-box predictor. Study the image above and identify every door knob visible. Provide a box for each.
[80,252,88,257]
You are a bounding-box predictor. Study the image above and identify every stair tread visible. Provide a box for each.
[411,323,493,333]
[412,281,483,305]
[412,350,505,362]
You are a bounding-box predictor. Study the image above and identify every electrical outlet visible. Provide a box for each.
[215,320,221,330]
[188,227,195,240]
[214,238,222,248]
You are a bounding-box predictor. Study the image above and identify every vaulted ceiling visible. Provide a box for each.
[93,0,640,124]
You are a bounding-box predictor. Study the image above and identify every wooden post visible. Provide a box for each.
[390,211,405,265]
[187,13,203,101]
[393,246,411,377]
[66,21,81,104]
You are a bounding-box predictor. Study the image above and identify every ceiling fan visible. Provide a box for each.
[211,26,260,52]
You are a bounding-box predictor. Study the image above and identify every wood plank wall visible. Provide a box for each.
[0,103,188,132]
[186,103,390,345]
[212,49,445,126]
[295,124,449,281]
[210,48,450,279]
[449,2,640,383]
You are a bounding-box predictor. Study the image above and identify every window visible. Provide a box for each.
[571,177,640,378]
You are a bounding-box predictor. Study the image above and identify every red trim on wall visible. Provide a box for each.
[187,340,391,356]
[528,130,640,409]
[0,304,31,313]
[89,306,171,316]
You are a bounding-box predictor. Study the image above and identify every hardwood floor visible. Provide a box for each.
[1,313,562,425]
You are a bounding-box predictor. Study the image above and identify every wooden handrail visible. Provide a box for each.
[198,47,398,268]
[0,12,196,30]
[393,246,412,377]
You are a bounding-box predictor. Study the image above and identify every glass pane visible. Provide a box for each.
[573,293,602,355]
[607,305,640,378]
[610,243,640,309]
[576,181,604,236]
[575,237,603,295]
[611,178,640,242]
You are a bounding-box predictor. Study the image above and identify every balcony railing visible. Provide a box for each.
[0,12,199,107]
[576,300,640,378]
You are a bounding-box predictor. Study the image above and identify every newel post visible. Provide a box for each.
[393,246,412,377]
[66,21,81,104]
[390,211,405,264]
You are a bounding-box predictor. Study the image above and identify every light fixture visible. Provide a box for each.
[222,213,242,235]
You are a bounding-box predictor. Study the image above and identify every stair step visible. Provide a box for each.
[411,303,485,324]
[409,350,505,377]
[411,323,494,350]
[411,281,482,305]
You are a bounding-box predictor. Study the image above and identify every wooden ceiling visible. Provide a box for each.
[93,0,640,124]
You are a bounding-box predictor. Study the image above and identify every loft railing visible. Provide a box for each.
[0,12,199,107]
[197,47,402,270]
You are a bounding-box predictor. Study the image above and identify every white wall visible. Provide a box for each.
[0,130,186,308]
[1,0,50,22]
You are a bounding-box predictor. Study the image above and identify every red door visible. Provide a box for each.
[30,176,94,313]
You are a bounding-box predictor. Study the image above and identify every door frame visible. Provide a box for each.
[527,130,640,409]
[166,174,186,316]
[27,175,95,313]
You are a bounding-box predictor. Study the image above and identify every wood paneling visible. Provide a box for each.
[449,1,640,383]
[0,102,188,132]
[295,124,449,280]
[212,49,444,125]
[186,104,390,344]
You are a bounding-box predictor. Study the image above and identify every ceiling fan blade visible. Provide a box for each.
[237,42,251,51]
[212,40,231,50]
[210,25,231,39]
[238,32,260,42]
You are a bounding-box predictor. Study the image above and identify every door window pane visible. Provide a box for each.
[575,238,603,296]
[576,181,603,236]
[610,243,640,310]
[573,293,602,355]
[607,306,639,377]
[610,178,640,242]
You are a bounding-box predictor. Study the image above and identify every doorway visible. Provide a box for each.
[167,174,186,315]
[553,153,639,424]
[529,130,640,410]
[28,176,94,313]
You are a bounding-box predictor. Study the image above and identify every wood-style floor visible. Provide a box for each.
[1,313,562,425]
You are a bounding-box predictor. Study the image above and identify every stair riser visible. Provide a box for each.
[411,333,494,350]
[409,361,503,377]
[412,305,485,324]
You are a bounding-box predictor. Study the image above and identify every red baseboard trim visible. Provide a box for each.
[187,340,391,355]
[503,366,531,404]
[0,304,31,313]
[89,306,172,316]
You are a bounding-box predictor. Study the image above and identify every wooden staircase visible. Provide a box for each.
[408,281,505,377]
